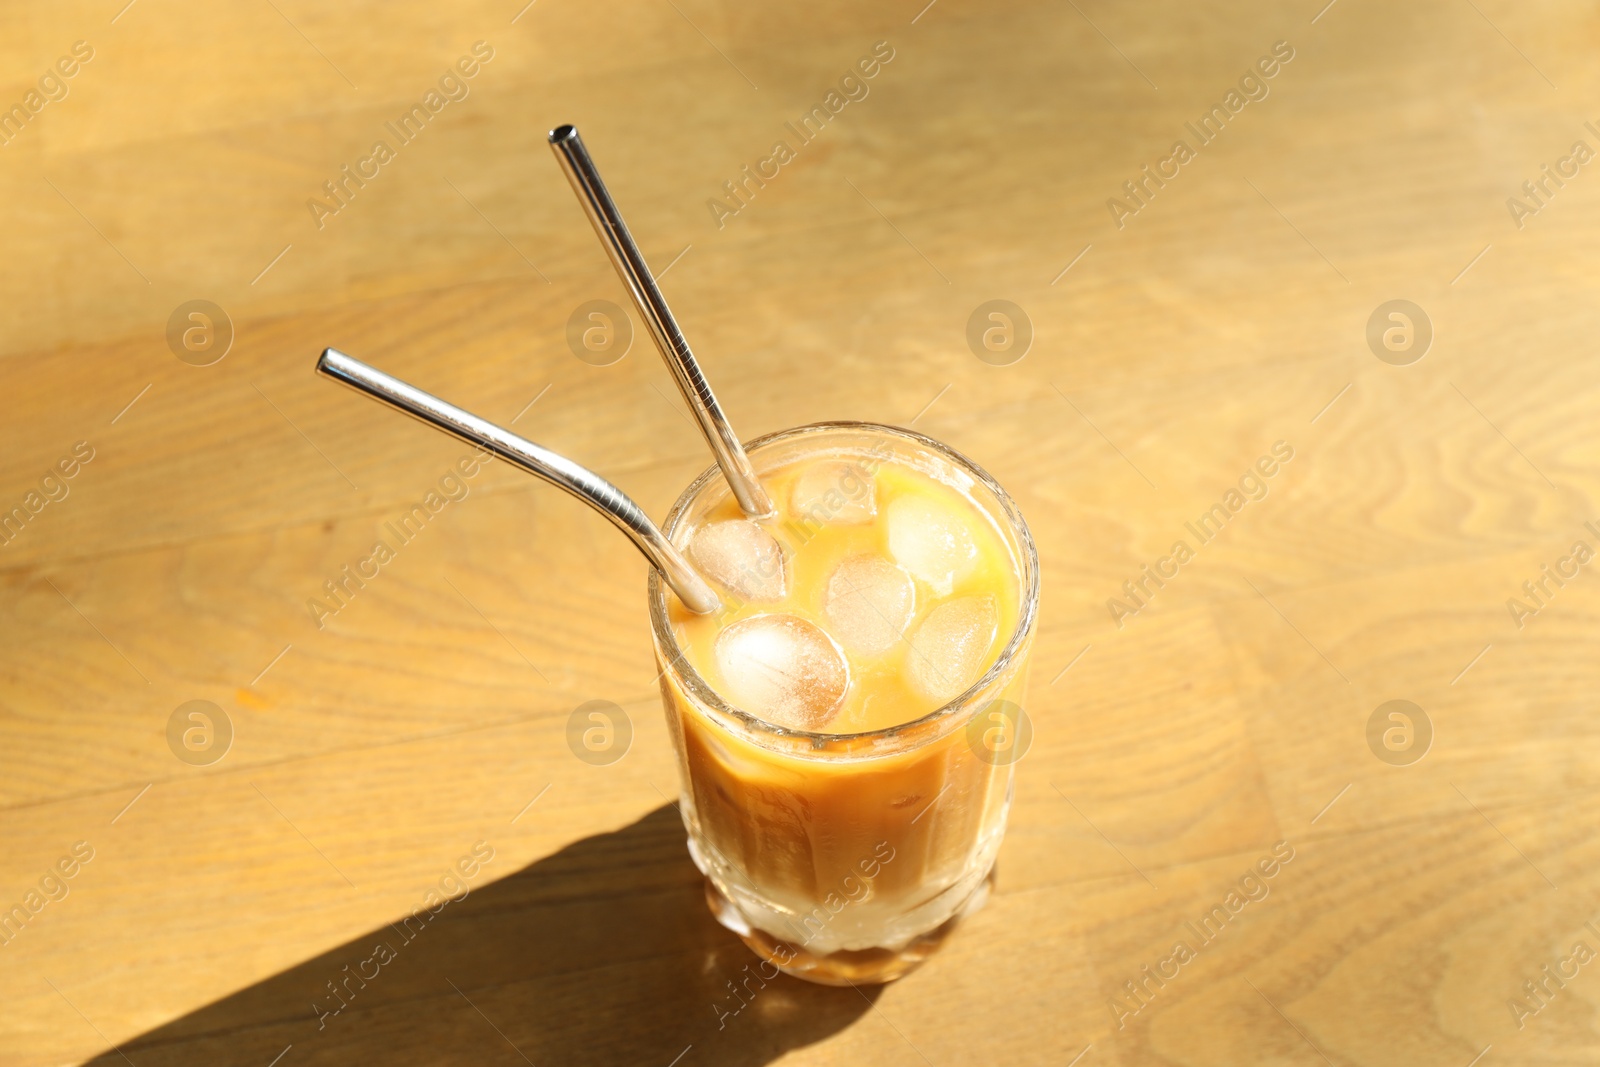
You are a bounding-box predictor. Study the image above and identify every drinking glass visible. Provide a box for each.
[649,423,1039,985]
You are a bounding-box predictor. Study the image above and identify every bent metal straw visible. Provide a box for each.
[548,123,775,520]
[315,347,721,614]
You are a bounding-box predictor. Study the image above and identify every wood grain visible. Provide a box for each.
[2,0,1598,1063]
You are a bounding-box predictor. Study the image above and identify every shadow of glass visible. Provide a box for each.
[88,805,877,1066]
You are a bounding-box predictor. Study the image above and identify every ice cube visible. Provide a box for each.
[714,613,849,730]
[791,461,877,526]
[906,596,999,704]
[824,555,916,657]
[887,494,979,596]
[688,519,786,602]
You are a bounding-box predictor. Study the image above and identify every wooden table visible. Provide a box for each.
[2,1,1596,1063]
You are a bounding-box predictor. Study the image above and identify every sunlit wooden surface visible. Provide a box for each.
[2,1,1598,1064]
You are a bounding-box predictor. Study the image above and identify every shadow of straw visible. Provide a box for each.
[86,806,877,1066]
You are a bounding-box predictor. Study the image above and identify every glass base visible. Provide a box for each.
[701,867,996,986]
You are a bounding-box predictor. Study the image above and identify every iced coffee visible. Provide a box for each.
[650,423,1037,984]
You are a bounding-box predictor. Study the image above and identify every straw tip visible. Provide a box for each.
[316,347,345,375]
[548,124,578,144]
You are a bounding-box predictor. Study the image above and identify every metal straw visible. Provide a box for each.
[548,124,775,519]
[316,348,721,615]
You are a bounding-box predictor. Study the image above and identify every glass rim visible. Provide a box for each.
[647,421,1040,753]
